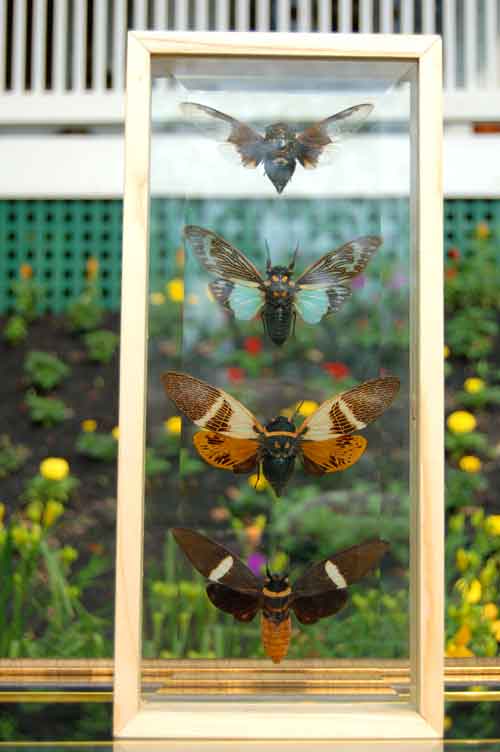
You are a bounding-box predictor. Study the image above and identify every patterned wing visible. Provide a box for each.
[180,102,265,168]
[209,279,265,321]
[185,225,265,288]
[207,583,261,621]
[300,435,367,475]
[161,371,264,438]
[298,376,400,441]
[296,104,374,169]
[172,528,261,592]
[292,589,348,625]
[293,236,382,323]
[293,539,389,597]
[193,432,259,474]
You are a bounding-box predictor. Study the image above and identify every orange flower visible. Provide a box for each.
[245,525,263,547]
[20,263,33,279]
[86,257,99,279]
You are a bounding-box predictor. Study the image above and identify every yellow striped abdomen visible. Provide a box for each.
[261,613,291,664]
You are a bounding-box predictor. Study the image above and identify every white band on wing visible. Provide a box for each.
[209,555,234,582]
[325,560,347,589]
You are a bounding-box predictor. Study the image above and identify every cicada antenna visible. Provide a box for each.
[265,240,272,272]
[288,242,299,271]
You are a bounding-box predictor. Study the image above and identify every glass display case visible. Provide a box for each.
[113,31,443,740]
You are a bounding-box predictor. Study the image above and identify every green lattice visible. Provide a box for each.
[0,198,498,314]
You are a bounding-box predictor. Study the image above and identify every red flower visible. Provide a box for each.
[244,336,263,355]
[322,361,350,380]
[227,366,245,384]
[447,247,460,260]
[446,267,458,280]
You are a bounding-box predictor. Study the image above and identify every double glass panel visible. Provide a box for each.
[143,55,414,702]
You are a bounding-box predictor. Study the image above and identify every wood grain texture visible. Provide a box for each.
[409,37,444,736]
[113,32,152,737]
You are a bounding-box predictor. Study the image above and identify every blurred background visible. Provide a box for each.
[0,0,500,742]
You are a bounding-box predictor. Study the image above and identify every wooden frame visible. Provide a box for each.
[114,31,443,740]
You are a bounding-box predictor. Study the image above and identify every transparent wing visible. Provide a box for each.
[181,102,265,167]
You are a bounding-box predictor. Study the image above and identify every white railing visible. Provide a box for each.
[0,0,499,124]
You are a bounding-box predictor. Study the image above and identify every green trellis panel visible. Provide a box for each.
[0,198,498,314]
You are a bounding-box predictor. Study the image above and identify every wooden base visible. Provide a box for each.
[116,701,440,740]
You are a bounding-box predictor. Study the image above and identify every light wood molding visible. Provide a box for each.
[114,30,444,739]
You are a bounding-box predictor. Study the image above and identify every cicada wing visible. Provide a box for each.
[207,583,261,622]
[209,279,265,321]
[296,103,373,169]
[294,539,389,597]
[300,435,367,475]
[298,376,400,441]
[292,589,348,624]
[171,528,261,592]
[293,236,382,323]
[162,372,263,439]
[184,225,265,288]
[193,431,259,474]
[180,102,265,168]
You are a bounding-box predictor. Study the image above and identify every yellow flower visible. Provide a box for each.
[60,545,78,564]
[483,603,498,621]
[81,419,97,433]
[443,345,450,359]
[112,426,119,440]
[454,623,471,646]
[447,410,477,434]
[475,221,490,240]
[458,455,482,473]
[270,551,289,573]
[466,579,482,604]
[187,293,199,305]
[464,377,485,394]
[164,416,182,435]
[444,715,452,731]
[297,400,319,417]
[11,524,30,548]
[43,500,64,528]
[455,548,469,572]
[150,292,166,306]
[30,523,42,543]
[249,473,268,492]
[40,457,69,481]
[0,502,5,527]
[26,500,43,523]
[167,278,184,303]
[485,515,500,536]
[491,620,500,641]
[445,641,474,658]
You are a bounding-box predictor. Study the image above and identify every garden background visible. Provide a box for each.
[0,196,499,739]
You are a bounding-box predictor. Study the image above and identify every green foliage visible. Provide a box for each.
[0,435,30,478]
[23,473,79,505]
[0,503,110,659]
[11,271,44,322]
[446,306,498,359]
[66,262,103,332]
[24,390,70,426]
[3,314,27,345]
[76,431,118,462]
[83,329,119,364]
[24,350,70,391]
[145,447,171,477]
